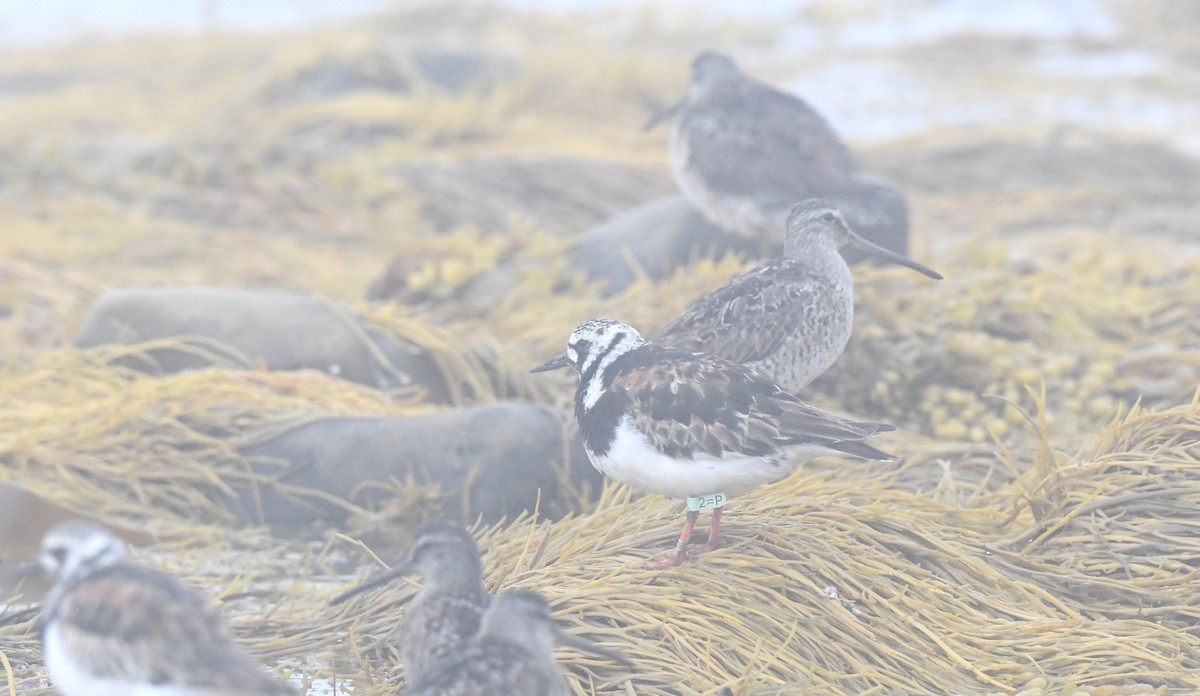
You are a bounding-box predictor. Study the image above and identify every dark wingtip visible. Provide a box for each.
[832,439,897,462]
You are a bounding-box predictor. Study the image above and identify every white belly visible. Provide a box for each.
[587,418,829,500]
[44,622,217,696]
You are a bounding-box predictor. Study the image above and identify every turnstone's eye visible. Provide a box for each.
[48,546,67,565]
[569,339,590,363]
[820,212,836,223]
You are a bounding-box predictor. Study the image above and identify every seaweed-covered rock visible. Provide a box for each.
[72,287,450,400]
[238,403,600,528]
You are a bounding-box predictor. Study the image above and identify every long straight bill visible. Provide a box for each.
[329,560,413,605]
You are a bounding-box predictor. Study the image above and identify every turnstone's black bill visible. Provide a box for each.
[648,51,908,250]
[531,352,572,373]
[330,520,489,684]
[533,318,897,569]
[655,199,941,393]
[406,589,630,696]
[37,520,295,696]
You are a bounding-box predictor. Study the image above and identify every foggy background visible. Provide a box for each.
[2,1,1200,694]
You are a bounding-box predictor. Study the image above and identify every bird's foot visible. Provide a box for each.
[688,534,725,555]
[643,548,689,570]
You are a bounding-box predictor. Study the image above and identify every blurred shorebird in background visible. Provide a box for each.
[647,51,910,258]
[37,520,295,696]
[656,199,941,393]
[406,589,630,696]
[330,520,489,684]
[533,318,896,569]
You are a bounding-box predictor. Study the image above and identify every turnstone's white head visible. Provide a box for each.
[407,589,630,695]
[39,520,127,587]
[532,318,646,379]
[329,520,489,684]
[38,521,295,696]
[785,199,941,280]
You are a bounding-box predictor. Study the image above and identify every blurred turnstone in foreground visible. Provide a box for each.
[656,199,941,393]
[533,318,897,569]
[38,520,294,696]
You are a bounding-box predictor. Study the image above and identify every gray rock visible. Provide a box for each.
[566,195,759,294]
[390,156,673,236]
[832,176,911,263]
[564,192,907,294]
[72,286,450,400]
[0,484,151,599]
[237,404,601,528]
[257,51,412,105]
[411,49,498,93]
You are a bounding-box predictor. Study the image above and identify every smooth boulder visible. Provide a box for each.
[565,191,911,294]
[72,286,451,400]
[237,403,602,529]
[566,195,759,294]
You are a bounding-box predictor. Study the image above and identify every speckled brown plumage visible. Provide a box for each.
[406,590,628,696]
[329,520,489,685]
[655,199,941,393]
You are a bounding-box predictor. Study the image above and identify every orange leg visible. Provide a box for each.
[644,509,699,570]
[690,506,724,554]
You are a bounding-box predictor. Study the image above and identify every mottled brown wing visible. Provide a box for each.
[55,565,294,695]
[681,79,858,206]
[654,262,834,365]
[613,349,792,459]
[613,346,896,461]
[402,590,487,679]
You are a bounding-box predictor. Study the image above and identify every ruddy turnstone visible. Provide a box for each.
[646,51,909,256]
[37,520,294,696]
[532,318,897,569]
[655,199,941,393]
[406,589,630,696]
[329,520,489,683]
